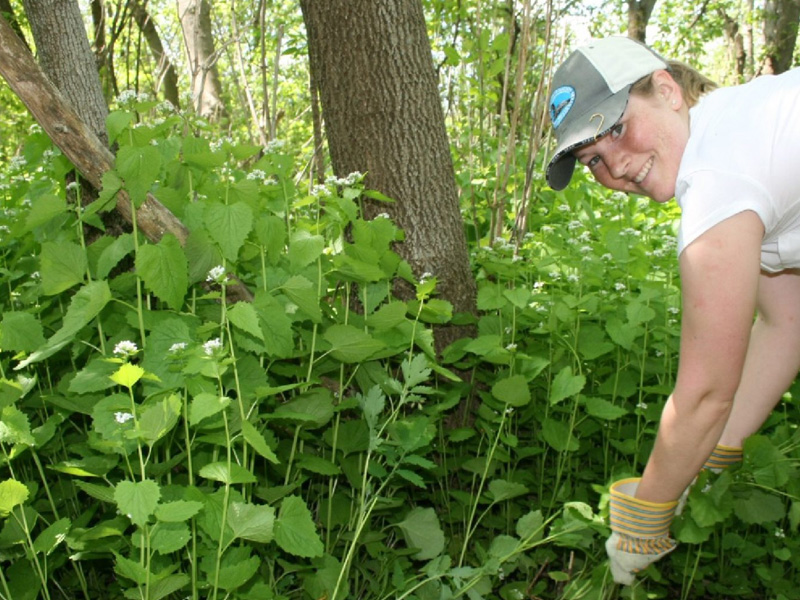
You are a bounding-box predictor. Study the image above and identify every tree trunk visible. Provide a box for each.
[299,0,477,352]
[719,8,747,80]
[627,0,657,43]
[761,0,800,74]
[177,0,228,120]
[132,0,181,108]
[22,0,109,146]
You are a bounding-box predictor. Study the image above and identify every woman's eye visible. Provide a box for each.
[610,123,624,139]
[587,156,600,169]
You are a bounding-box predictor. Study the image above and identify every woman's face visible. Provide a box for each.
[573,74,689,203]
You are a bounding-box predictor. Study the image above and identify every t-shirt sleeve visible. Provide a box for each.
[677,170,773,255]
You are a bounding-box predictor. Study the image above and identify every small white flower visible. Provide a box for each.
[505,343,517,352]
[203,338,222,356]
[775,528,786,538]
[247,169,267,181]
[540,225,554,234]
[375,212,391,219]
[206,265,226,284]
[636,402,648,410]
[114,411,134,424]
[169,342,187,354]
[614,282,627,291]
[567,274,580,283]
[31,271,40,280]
[567,220,583,231]
[113,340,138,358]
[66,181,80,192]
[263,139,286,154]
[420,272,434,283]
[284,302,298,315]
[557,204,570,212]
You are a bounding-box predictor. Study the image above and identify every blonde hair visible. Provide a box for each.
[631,59,718,108]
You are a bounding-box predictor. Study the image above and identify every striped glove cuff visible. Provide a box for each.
[609,478,678,540]
[702,444,742,472]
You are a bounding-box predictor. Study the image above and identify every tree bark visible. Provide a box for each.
[760,0,800,74]
[132,0,181,108]
[177,0,228,120]
[0,14,252,302]
[22,0,110,146]
[627,0,657,43]
[300,0,477,351]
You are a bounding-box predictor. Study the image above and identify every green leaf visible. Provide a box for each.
[205,202,253,262]
[151,522,191,554]
[274,496,324,558]
[288,230,325,269]
[33,517,70,555]
[155,500,204,523]
[24,194,67,231]
[146,574,190,600]
[280,275,322,323]
[577,325,614,360]
[324,324,386,363]
[296,454,340,475]
[516,510,544,541]
[396,507,444,560]
[116,145,162,205]
[216,554,260,591]
[252,292,295,357]
[241,420,279,464]
[135,234,188,311]
[491,375,531,407]
[228,302,264,340]
[254,215,286,264]
[189,393,231,426]
[0,406,34,446]
[110,363,145,389]
[488,479,529,503]
[74,481,116,504]
[0,479,29,517]
[549,366,585,405]
[396,469,426,487]
[198,462,257,485]
[114,551,149,585]
[114,479,161,527]
[96,233,135,279]
[744,435,789,487]
[733,490,785,525]
[541,418,579,452]
[272,387,334,429]
[137,394,181,446]
[69,358,119,394]
[18,281,112,369]
[40,240,87,295]
[583,396,628,420]
[605,317,638,350]
[489,534,519,560]
[228,501,276,543]
[0,312,45,353]
[627,300,656,325]
[388,416,435,453]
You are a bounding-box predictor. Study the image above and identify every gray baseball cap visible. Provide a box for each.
[546,37,668,191]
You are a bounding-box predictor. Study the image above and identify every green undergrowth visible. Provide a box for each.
[2,99,800,600]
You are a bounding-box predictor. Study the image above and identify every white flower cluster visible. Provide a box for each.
[203,338,222,356]
[113,340,138,358]
[206,265,226,284]
[114,411,134,424]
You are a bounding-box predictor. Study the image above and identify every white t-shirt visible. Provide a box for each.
[676,68,800,272]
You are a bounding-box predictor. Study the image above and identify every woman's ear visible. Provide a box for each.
[653,69,683,109]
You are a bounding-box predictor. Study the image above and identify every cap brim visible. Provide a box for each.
[546,87,631,190]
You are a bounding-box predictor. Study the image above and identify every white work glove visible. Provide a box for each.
[606,477,678,585]
[676,444,743,514]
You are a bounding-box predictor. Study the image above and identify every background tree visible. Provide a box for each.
[300,0,478,351]
[760,0,800,73]
[177,0,227,119]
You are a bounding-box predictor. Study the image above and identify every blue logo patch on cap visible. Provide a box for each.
[549,86,576,128]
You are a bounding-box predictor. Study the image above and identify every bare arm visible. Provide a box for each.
[718,269,800,446]
[636,211,764,502]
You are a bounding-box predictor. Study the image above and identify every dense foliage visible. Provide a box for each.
[1,1,800,599]
[1,97,800,600]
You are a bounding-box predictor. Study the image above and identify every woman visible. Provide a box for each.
[546,36,800,584]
